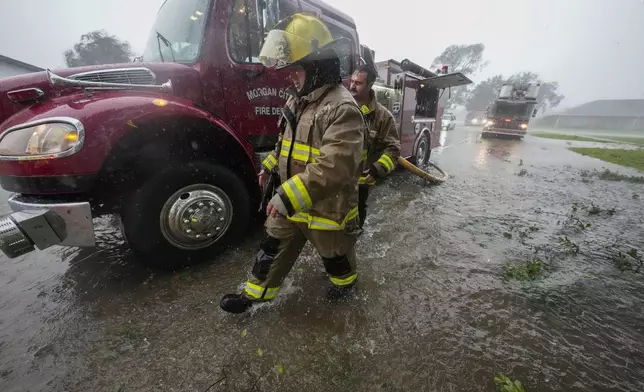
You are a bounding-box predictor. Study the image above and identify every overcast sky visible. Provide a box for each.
[1,0,643,109]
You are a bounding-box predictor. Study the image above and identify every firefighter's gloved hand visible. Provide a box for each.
[267,193,288,218]
[258,170,269,190]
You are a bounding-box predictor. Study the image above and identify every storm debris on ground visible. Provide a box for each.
[503,259,548,281]
[3,128,644,392]
[580,168,644,183]
[494,372,527,392]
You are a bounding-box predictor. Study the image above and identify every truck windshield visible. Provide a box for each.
[491,103,532,117]
[141,0,211,63]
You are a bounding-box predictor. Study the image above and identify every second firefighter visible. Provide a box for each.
[349,65,401,228]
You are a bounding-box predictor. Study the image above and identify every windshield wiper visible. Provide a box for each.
[156,31,176,62]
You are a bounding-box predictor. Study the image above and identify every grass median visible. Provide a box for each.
[603,136,644,146]
[530,132,605,142]
[570,148,644,171]
[531,132,644,146]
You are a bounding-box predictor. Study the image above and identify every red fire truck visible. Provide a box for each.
[481,83,540,139]
[0,0,471,269]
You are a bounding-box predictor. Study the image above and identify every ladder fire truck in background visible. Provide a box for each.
[0,0,471,269]
[481,82,540,139]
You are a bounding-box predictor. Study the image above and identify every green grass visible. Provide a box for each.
[531,131,644,146]
[570,148,644,171]
[530,132,605,142]
[603,136,644,146]
[494,373,527,392]
[503,259,547,281]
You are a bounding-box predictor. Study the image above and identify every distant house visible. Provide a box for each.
[536,99,644,131]
[0,55,43,79]
[375,60,403,86]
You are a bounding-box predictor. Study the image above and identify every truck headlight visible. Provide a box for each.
[520,124,528,130]
[0,117,83,160]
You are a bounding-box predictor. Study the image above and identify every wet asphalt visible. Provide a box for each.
[1,126,643,392]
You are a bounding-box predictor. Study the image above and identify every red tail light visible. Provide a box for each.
[7,88,44,104]
[504,118,511,122]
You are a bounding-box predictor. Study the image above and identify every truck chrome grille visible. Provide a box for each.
[69,68,156,85]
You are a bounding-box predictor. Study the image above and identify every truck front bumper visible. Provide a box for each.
[482,127,527,137]
[5,195,95,250]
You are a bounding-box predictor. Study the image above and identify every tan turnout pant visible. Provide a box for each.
[243,215,359,301]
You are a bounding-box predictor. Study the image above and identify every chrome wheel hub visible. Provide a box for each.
[160,184,233,250]
[417,140,427,164]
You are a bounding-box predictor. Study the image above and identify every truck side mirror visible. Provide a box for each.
[532,108,538,117]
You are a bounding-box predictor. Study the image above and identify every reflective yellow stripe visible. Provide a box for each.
[361,149,368,162]
[282,175,312,212]
[244,282,280,300]
[287,206,359,231]
[281,180,302,211]
[287,213,309,224]
[244,281,263,299]
[281,148,310,162]
[360,105,370,115]
[309,217,343,230]
[279,140,319,163]
[330,273,358,287]
[345,206,359,221]
[358,176,376,186]
[291,175,312,208]
[377,154,395,173]
[262,154,277,170]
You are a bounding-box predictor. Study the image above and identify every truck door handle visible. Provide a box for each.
[240,68,266,79]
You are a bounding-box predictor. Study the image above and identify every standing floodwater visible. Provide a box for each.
[1,127,643,392]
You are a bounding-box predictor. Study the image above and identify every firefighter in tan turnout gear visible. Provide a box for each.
[220,13,367,314]
[349,65,401,228]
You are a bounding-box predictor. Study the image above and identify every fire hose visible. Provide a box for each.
[397,157,448,183]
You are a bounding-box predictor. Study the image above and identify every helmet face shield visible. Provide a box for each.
[258,29,311,68]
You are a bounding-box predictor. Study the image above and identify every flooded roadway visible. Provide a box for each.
[1,126,643,392]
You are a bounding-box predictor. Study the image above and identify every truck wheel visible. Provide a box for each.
[121,162,250,270]
[414,133,430,166]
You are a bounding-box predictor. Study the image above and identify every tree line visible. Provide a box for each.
[63,31,564,114]
[431,43,564,113]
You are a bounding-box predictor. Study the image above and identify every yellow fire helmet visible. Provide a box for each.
[259,13,338,68]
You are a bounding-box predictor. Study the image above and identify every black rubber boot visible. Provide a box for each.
[327,282,357,301]
[220,294,254,314]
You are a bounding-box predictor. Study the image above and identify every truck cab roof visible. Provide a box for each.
[305,0,356,28]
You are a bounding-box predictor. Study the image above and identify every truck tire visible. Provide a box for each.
[121,162,250,270]
[414,133,430,166]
